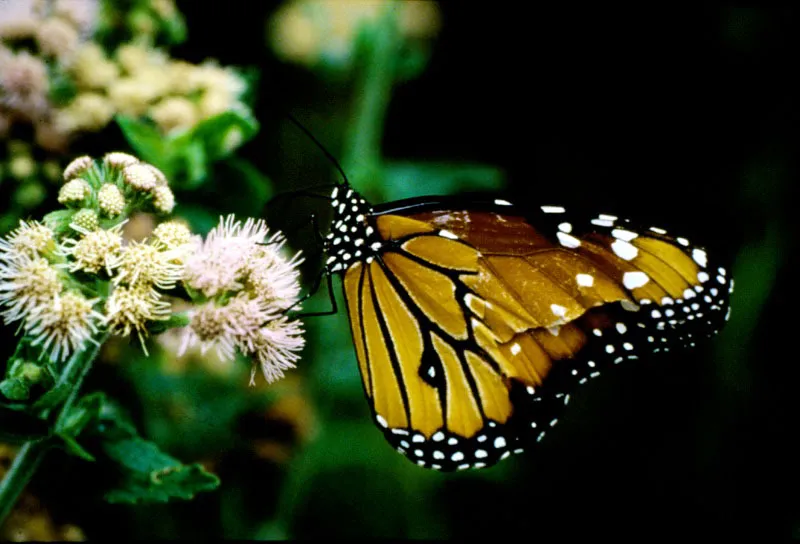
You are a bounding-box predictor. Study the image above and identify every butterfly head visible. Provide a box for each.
[324,185,378,274]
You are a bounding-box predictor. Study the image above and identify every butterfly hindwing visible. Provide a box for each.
[328,188,732,471]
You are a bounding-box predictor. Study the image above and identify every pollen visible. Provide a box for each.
[58,178,92,206]
[97,183,126,217]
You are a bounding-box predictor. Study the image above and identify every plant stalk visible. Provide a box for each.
[0,334,107,527]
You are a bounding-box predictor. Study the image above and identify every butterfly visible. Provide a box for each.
[308,180,733,472]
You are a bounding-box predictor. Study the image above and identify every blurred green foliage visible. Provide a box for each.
[1,2,798,540]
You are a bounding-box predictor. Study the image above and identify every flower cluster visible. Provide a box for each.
[269,0,441,70]
[0,0,99,141]
[0,153,305,384]
[0,0,246,152]
[180,216,305,385]
[60,42,248,138]
[0,153,179,361]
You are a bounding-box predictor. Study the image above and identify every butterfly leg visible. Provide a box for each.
[281,213,339,318]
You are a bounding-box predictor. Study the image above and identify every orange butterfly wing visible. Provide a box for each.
[337,198,731,471]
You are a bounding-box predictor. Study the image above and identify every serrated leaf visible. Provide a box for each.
[101,438,219,504]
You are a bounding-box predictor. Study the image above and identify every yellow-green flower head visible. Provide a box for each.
[103,151,139,169]
[36,17,80,61]
[122,163,158,191]
[97,183,126,217]
[25,291,104,363]
[146,164,169,186]
[104,283,171,346]
[0,255,63,326]
[151,220,193,249]
[61,224,124,275]
[151,185,175,214]
[0,220,57,260]
[70,208,99,233]
[55,91,115,132]
[58,178,91,206]
[62,155,94,182]
[114,240,184,291]
[150,96,197,134]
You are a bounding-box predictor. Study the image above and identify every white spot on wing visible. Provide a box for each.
[591,219,614,227]
[692,248,708,267]
[649,226,667,234]
[495,199,512,206]
[376,414,387,428]
[612,228,638,242]
[558,222,572,233]
[541,205,565,214]
[611,239,639,261]
[550,304,567,317]
[557,232,581,248]
[622,271,649,289]
[576,273,594,287]
[439,230,458,240]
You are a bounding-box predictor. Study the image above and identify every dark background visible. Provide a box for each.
[167,4,798,539]
[12,4,794,539]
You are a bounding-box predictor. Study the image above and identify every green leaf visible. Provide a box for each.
[191,110,259,161]
[381,161,506,201]
[42,209,77,238]
[57,432,96,462]
[159,11,187,44]
[31,382,71,412]
[102,438,219,504]
[178,138,208,189]
[85,394,220,504]
[56,391,106,437]
[115,115,170,171]
[0,378,31,402]
[146,312,190,335]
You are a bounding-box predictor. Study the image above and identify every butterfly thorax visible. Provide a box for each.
[325,185,380,274]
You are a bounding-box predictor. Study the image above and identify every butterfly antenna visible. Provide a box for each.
[286,113,350,187]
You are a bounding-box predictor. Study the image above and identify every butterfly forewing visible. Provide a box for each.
[329,189,732,471]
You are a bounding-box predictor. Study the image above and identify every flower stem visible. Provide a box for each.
[0,334,107,527]
[343,2,401,187]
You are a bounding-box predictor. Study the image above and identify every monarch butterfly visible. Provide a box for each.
[288,125,733,472]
